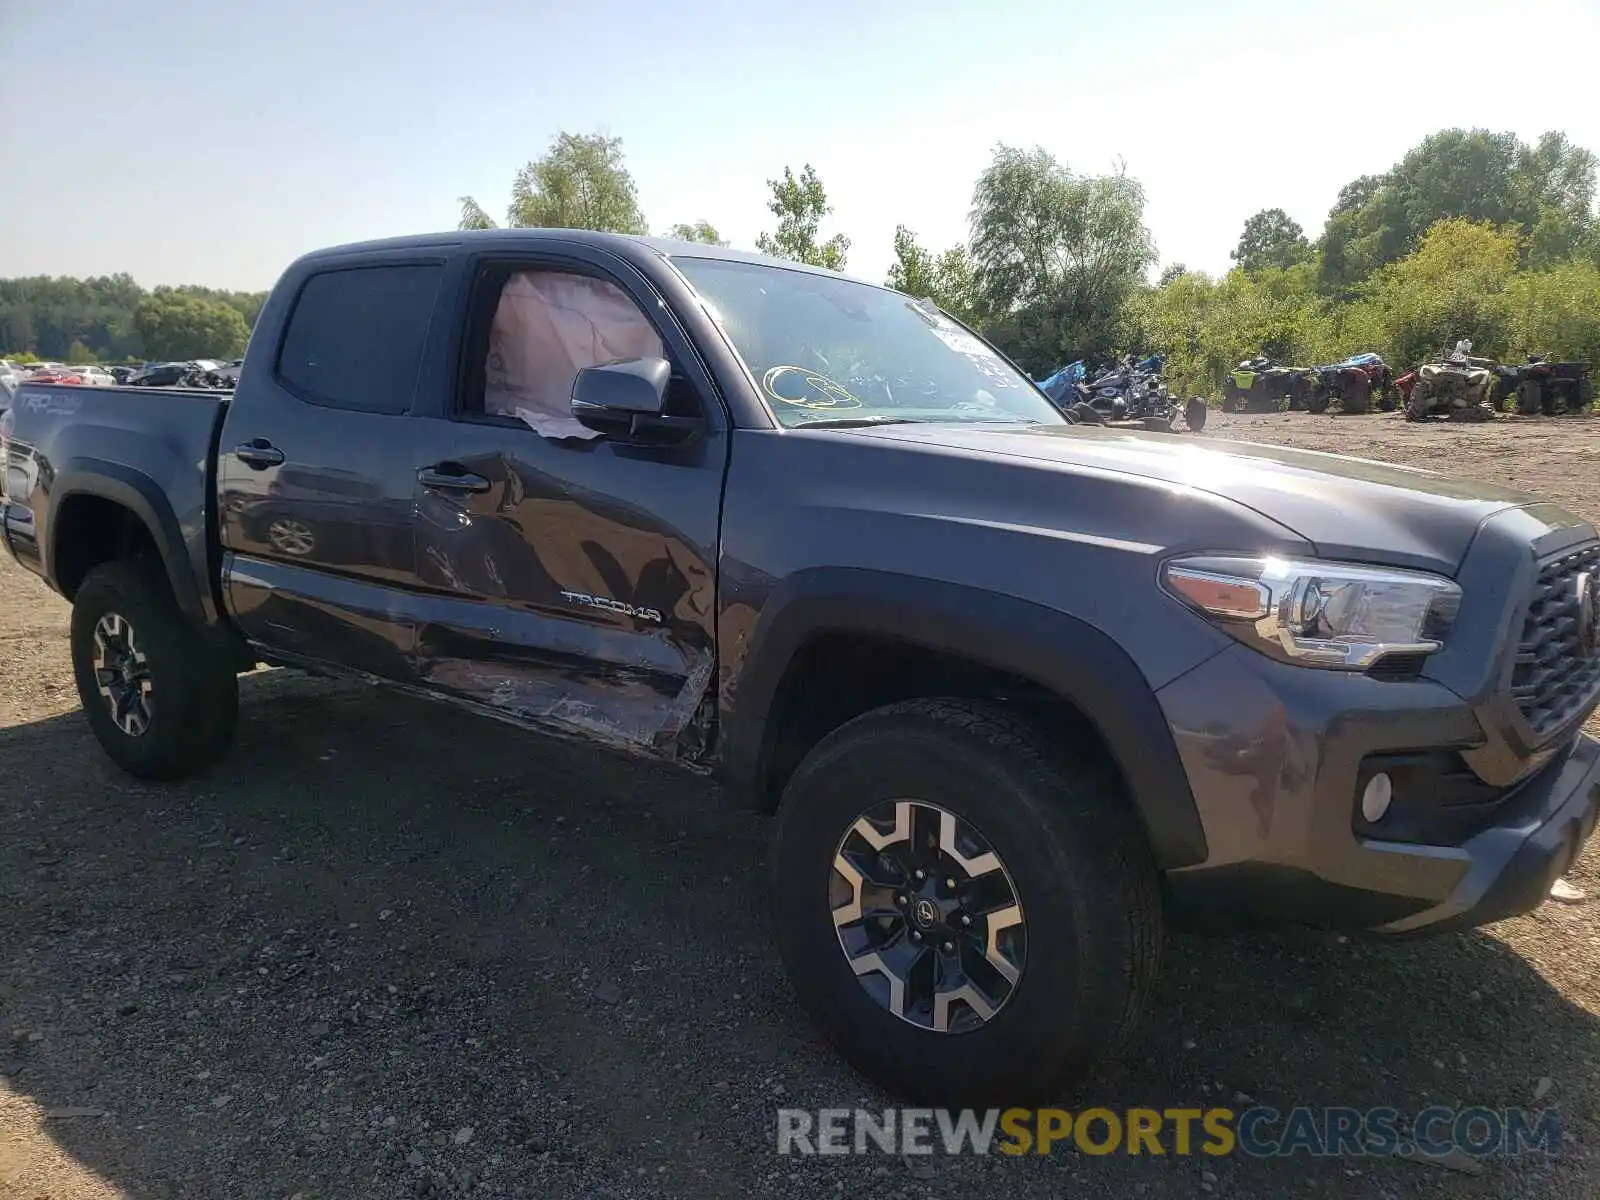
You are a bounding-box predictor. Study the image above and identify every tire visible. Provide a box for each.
[1341,379,1371,414]
[1516,379,1544,416]
[1378,386,1397,412]
[1305,390,1329,415]
[770,698,1162,1104]
[1185,397,1208,432]
[1404,387,1428,421]
[70,560,239,780]
[1580,378,1595,409]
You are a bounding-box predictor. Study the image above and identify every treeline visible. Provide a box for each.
[464,127,1600,399]
[0,277,266,363]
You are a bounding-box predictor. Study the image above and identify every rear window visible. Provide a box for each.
[276,264,443,414]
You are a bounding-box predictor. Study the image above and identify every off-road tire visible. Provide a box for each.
[1305,389,1330,415]
[70,560,240,780]
[1340,379,1371,414]
[1185,397,1209,433]
[770,698,1162,1105]
[1404,386,1429,421]
[1378,386,1398,412]
[1516,379,1544,416]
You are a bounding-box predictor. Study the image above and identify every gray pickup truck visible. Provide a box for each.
[3,230,1597,1103]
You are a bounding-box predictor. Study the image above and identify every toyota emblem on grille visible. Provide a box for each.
[1578,571,1598,659]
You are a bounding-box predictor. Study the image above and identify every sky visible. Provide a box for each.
[2,0,1598,293]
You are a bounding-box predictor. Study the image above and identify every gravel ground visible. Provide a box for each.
[2,410,1598,1199]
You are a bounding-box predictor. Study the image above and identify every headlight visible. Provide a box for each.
[1162,555,1461,670]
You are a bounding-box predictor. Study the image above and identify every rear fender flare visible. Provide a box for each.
[48,460,205,623]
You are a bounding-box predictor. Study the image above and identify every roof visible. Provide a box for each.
[294,227,873,285]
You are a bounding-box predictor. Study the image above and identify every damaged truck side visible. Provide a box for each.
[4,230,1598,1104]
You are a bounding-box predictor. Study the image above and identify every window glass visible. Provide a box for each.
[278,264,443,413]
[674,257,1063,428]
[483,270,664,438]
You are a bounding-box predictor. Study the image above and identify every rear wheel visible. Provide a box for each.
[770,698,1162,1104]
[1516,379,1544,416]
[70,560,239,780]
[1341,379,1371,414]
[1185,397,1209,432]
[1305,389,1330,415]
[1378,386,1397,412]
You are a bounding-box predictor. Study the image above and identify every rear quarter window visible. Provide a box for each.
[276,263,443,414]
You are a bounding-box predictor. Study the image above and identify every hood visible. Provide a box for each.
[847,421,1562,574]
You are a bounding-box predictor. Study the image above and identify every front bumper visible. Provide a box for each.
[1158,643,1600,933]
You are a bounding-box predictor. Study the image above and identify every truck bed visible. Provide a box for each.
[1,383,232,618]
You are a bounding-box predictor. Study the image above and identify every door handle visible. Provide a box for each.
[233,439,285,469]
[418,465,491,494]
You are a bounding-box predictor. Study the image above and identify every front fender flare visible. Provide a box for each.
[720,568,1210,869]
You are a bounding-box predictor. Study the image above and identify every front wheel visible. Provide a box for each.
[770,699,1162,1104]
[70,560,239,780]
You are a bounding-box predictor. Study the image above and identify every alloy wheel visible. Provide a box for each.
[92,612,153,737]
[830,798,1026,1034]
[267,517,316,556]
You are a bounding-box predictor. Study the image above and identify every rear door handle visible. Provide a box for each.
[233,439,285,469]
[418,465,491,494]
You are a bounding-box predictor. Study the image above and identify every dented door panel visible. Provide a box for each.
[408,424,723,758]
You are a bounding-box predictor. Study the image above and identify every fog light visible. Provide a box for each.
[1361,773,1393,823]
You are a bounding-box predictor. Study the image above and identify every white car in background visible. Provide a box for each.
[69,366,115,386]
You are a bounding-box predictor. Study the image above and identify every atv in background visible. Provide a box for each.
[1057,353,1207,433]
[1306,352,1395,414]
[1493,356,1594,416]
[1035,360,1086,405]
[1223,358,1317,412]
[1403,341,1494,422]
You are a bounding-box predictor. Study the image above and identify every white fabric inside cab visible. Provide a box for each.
[484,271,665,439]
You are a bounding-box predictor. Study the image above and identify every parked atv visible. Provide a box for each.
[1035,360,1086,405]
[1494,356,1595,415]
[1223,358,1317,412]
[1306,352,1394,414]
[1063,354,1206,432]
[1403,343,1494,421]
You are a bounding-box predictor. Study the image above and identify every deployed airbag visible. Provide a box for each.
[484,271,664,439]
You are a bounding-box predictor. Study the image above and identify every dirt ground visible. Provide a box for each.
[2,410,1598,1200]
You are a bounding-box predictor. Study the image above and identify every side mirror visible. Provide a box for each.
[570,357,703,444]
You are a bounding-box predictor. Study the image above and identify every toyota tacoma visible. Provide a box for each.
[3,230,1597,1102]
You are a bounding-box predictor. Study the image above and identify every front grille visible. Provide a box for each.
[1512,540,1600,739]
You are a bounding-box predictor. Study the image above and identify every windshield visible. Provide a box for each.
[673,257,1064,429]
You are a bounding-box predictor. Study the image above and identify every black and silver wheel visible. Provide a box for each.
[772,698,1162,1104]
[831,798,1025,1034]
[71,559,240,780]
[90,612,153,737]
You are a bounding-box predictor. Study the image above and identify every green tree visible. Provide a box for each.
[64,339,98,363]
[458,131,649,234]
[884,226,979,323]
[967,145,1156,372]
[755,164,849,270]
[132,290,250,361]
[1231,209,1311,272]
[1157,263,1188,286]
[664,220,727,246]
[1318,128,1598,289]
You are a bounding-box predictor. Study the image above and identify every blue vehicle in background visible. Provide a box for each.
[1036,353,1205,432]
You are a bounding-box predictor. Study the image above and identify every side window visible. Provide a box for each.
[277,263,443,414]
[480,270,665,435]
